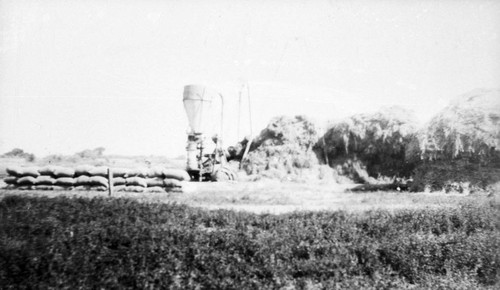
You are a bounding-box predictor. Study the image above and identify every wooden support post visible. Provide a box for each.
[108,167,113,196]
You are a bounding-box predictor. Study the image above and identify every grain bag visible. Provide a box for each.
[113,185,126,192]
[89,176,109,187]
[53,166,75,178]
[17,176,37,186]
[162,169,190,181]
[35,175,56,186]
[90,186,108,192]
[34,185,54,190]
[56,177,76,187]
[126,167,149,178]
[112,177,126,186]
[145,177,164,187]
[75,175,91,186]
[75,165,93,177]
[145,186,165,193]
[110,168,130,178]
[88,166,108,177]
[6,166,21,176]
[18,167,40,177]
[163,178,182,188]
[147,167,164,178]
[38,165,56,176]
[3,176,17,185]
[124,186,145,193]
[126,177,147,187]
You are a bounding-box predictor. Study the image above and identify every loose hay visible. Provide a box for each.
[317,106,418,181]
[408,89,500,192]
[408,89,500,160]
[241,115,320,178]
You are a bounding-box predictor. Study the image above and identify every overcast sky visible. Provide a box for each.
[1,0,499,157]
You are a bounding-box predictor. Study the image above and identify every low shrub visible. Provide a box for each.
[0,196,498,289]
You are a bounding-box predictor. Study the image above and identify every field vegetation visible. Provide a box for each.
[1,194,498,289]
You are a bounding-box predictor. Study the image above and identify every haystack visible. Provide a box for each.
[241,115,320,178]
[408,89,500,192]
[408,89,500,160]
[316,106,419,182]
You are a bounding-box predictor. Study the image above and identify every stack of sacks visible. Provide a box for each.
[3,165,191,192]
[4,165,77,190]
[115,167,190,193]
[4,166,40,190]
[74,165,109,191]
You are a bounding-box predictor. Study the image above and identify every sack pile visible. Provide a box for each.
[3,165,191,192]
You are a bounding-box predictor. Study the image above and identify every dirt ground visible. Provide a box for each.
[1,180,495,214]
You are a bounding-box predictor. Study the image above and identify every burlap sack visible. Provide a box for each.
[89,176,109,187]
[75,165,93,177]
[88,166,109,177]
[147,167,165,178]
[53,167,75,178]
[126,177,147,187]
[124,186,145,192]
[110,168,130,178]
[3,176,17,185]
[112,177,126,186]
[145,178,164,187]
[163,178,182,188]
[35,175,56,186]
[17,176,37,186]
[34,185,54,190]
[56,177,76,186]
[145,186,165,193]
[75,175,91,186]
[38,165,56,176]
[126,167,149,178]
[162,169,190,181]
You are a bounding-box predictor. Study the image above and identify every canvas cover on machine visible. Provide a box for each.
[183,85,214,134]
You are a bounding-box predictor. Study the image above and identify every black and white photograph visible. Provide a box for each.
[1,0,499,288]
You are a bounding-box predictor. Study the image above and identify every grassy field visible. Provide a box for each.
[0,186,499,289]
[1,180,496,214]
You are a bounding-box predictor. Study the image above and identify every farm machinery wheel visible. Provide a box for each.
[211,166,237,181]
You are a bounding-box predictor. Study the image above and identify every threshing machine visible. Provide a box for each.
[183,85,237,181]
